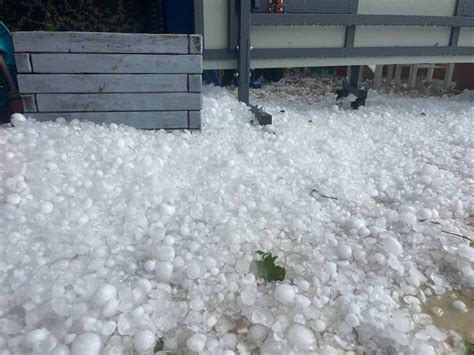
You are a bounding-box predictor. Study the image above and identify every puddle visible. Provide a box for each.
[422,291,474,342]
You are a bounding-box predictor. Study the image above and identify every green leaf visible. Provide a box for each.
[465,339,474,354]
[154,338,164,352]
[255,251,286,282]
[470,241,474,248]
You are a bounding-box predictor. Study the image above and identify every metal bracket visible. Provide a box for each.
[336,66,368,109]
[336,82,367,109]
[250,105,272,125]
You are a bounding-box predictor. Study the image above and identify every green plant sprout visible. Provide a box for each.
[255,251,286,282]
[464,339,474,355]
[154,338,164,352]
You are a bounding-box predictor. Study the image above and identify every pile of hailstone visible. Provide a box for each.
[0,82,473,355]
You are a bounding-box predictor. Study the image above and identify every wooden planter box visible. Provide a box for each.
[13,31,202,129]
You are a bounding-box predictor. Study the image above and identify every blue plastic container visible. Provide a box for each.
[0,22,16,107]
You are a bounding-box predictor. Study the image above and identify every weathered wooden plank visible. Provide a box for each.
[13,32,189,54]
[22,111,189,129]
[31,53,202,74]
[188,111,201,129]
[188,74,202,92]
[21,95,37,112]
[17,74,188,94]
[14,54,32,73]
[35,93,201,112]
[189,35,202,54]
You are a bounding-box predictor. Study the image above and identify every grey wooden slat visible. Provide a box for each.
[189,35,202,54]
[13,32,189,54]
[21,95,37,112]
[36,93,201,112]
[14,54,32,73]
[31,53,202,74]
[188,111,201,129]
[188,74,202,92]
[17,74,188,94]
[23,111,189,129]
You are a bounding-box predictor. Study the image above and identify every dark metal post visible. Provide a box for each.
[238,0,251,104]
[349,65,360,87]
[344,0,358,48]
[346,0,360,89]
[193,0,204,35]
[336,0,367,109]
[228,0,238,49]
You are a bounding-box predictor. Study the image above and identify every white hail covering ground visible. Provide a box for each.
[0,77,473,355]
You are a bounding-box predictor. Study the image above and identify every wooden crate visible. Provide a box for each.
[13,32,202,129]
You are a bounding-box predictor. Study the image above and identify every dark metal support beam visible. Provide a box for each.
[228,0,238,49]
[204,45,474,61]
[349,65,360,87]
[193,0,204,35]
[237,0,251,104]
[344,26,356,48]
[344,0,359,48]
[250,46,474,59]
[450,0,466,47]
[250,13,474,27]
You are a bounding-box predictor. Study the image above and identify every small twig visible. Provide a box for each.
[441,230,474,243]
[311,189,338,201]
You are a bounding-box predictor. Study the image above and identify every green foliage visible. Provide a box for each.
[464,339,474,355]
[470,241,474,248]
[154,338,164,352]
[1,0,148,33]
[255,251,286,282]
